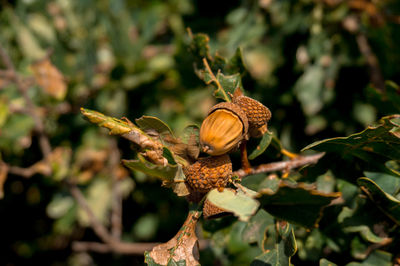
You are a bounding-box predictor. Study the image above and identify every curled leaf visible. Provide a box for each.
[357,177,400,225]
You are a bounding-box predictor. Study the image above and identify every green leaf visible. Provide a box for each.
[320,258,338,266]
[123,155,177,182]
[357,177,400,225]
[167,260,186,266]
[0,97,9,127]
[46,195,74,219]
[303,115,400,173]
[207,188,260,222]
[225,47,247,75]
[251,231,295,266]
[242,209,274,250]
[293,65,325,116]
[188,32,211,63]
[366,81,400,114]
[214,72,243,101]
[276,222,297,258]
[248,131,273,160]
[77,178,111,227]
[163,147,177,165]
[133,213,159,241]
[343,225,386,244]
[346,250,392,266]
[364,171,400,196]
[258,181,341,228]
[135,115,174,137]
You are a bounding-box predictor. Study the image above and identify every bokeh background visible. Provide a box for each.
[1,0,400,265]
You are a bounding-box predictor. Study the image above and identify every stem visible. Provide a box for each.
[240,140,252,173]
[202,58,230,102]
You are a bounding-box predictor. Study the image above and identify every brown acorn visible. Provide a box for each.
[200,102,248,156]
[233,95,271,138]
[183,154,232,193]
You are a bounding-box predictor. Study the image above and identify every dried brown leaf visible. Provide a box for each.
[148,211,201,265]
[31,58,67,100]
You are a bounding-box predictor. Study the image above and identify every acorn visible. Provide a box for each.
[232,95,271,138]
[183,154,232,193]
[200,102,248,156]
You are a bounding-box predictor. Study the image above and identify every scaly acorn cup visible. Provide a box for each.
[183,154,232,193]
[232,95,271,138]
[203,197,233,219]
[200,102,248,156]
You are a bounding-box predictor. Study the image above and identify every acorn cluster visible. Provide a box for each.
[183,92,271,195]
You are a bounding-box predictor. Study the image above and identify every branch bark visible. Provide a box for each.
[234,153,325,179]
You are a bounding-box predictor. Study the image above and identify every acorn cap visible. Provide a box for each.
[183,154,232,193]
[200,102,249,155]
[233,96,271,138]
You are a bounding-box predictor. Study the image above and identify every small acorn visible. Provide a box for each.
[232,95,271,138]
[183,154,232,193]
[200,102,248,156]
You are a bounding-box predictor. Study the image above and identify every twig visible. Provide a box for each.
[356,33,385,92]
[109,139,123,240]
[233,153,325,179]
[7,160,51,178]
[202,58,230,102]
[67,181,115,244]
[72,241,159,255]
[0,44,52,157]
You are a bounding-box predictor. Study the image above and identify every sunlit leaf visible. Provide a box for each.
[81,108,134,135]
[207,188,259,222]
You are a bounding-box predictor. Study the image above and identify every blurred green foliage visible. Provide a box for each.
[1,0,400,265]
